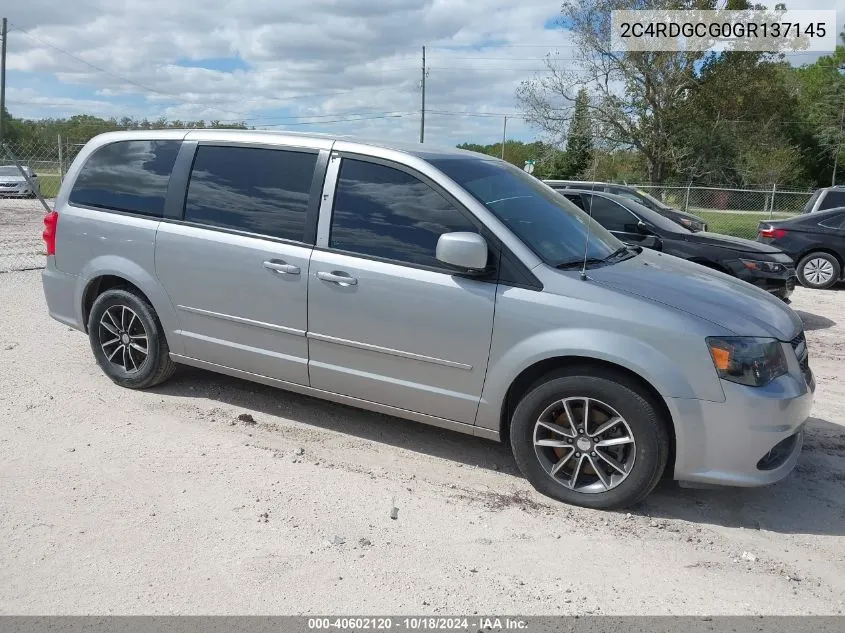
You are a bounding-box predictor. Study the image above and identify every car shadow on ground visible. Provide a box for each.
[795,310,837,331]
[151,365,518,473]
[154,367,844,536]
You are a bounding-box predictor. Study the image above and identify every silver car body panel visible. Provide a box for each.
[42,129,814,489]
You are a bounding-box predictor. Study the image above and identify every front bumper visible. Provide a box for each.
[0,184,33,196]
[667,363,814,487]
[731,263,797,300]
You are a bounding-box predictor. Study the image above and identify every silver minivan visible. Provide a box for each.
[41,130,814,509]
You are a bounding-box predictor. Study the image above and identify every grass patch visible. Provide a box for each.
[37,174,62,198]
[694,210,797,239]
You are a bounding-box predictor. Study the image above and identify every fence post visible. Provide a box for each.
[769,182,776,218]
[57,133,64,181]
[683,182,692,212]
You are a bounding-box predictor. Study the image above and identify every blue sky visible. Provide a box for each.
[4,0,844,147]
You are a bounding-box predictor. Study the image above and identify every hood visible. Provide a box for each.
[687,231,782,254]
[587,249,802,340]
[0,176,26,184]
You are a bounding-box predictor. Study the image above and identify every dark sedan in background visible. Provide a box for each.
[544,179,708,232]
[757,207,845,289]
[562,190,798,301]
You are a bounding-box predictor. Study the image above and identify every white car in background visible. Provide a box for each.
[0,165,41,198]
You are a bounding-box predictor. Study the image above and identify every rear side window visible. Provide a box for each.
[69,140,180,217]
[184,145,317,241]
[329,159,477,267]
[819,190,845,211]
[819,212,845,229]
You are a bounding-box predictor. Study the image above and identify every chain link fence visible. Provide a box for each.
[632,184,813,239]
[0,138,85,273]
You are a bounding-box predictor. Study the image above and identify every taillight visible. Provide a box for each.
[42,211,58,256]
[758,227,787,240]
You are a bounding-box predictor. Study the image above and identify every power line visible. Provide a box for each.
[255,113,413,128]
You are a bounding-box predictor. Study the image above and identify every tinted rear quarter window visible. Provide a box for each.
[69,140,181,217]
[183,145,317,241]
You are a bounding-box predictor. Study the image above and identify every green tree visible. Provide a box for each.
[560,88,593,178]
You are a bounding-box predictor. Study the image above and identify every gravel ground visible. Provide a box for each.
[0,270,843,615]
[0,199,52,273]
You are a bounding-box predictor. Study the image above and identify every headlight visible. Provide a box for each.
[740,258,785,274]
[706,337,788,387]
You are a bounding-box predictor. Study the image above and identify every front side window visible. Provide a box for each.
[184,145,317,241]
[429,156,622,266]
[329,159,477,267]
[69,140,181,217]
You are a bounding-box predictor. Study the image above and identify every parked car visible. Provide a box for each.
[757,207,845,289]
[561,189,798,301]
[0,165,40,198]
[800,185,845,215]
[544,179,708,232]
[42,130,813,510]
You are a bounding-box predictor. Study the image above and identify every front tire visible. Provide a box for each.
[797,252,840,290]
[510,371,669,510]
[87,288,176,389]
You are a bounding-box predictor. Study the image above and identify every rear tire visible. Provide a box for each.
[797,252,840,290]
[87,288,176,389]
[510,371,669,510]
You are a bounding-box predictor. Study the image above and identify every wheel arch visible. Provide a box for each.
[797,247,844,272]
[76,256,183,355]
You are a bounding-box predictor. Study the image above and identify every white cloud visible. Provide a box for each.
[4,0,844,147]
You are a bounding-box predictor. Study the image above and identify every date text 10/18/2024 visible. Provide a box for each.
[307,617,529,630]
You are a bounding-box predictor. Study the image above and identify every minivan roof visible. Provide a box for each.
[83,128,488,162]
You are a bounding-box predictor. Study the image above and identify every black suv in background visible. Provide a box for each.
[544,180,708,232]
[562,189,798,301]
[758,207,845,289]
[801,185,845,215]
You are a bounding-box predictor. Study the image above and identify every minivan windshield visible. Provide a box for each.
[429,157,624,266]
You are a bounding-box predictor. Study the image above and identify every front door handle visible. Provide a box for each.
[264,260,300,275]
[316,270,358,286]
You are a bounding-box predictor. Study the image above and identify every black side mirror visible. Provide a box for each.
[640,234,662,251]
[636,220,654,234]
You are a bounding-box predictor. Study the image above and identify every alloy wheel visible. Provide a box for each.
[533,397,636,494]
[98,305,149,374]
[803,258,834,286]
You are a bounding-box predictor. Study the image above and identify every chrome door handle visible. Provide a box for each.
[264,260,300,275]
[316,271,358,286]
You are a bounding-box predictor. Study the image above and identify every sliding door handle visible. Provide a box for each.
[316,271,358,286]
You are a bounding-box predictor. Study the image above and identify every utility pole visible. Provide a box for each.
[419,45,425,143]
[501,116,507,160]
[0,18,7,143]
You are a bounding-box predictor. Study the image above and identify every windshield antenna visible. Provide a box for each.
[579,154,600,281]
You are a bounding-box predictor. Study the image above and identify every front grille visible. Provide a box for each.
[0,182,18,188]
[790,331,812,385]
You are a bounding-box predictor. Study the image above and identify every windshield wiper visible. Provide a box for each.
[602,246,638,262]
[555,257,604,269]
